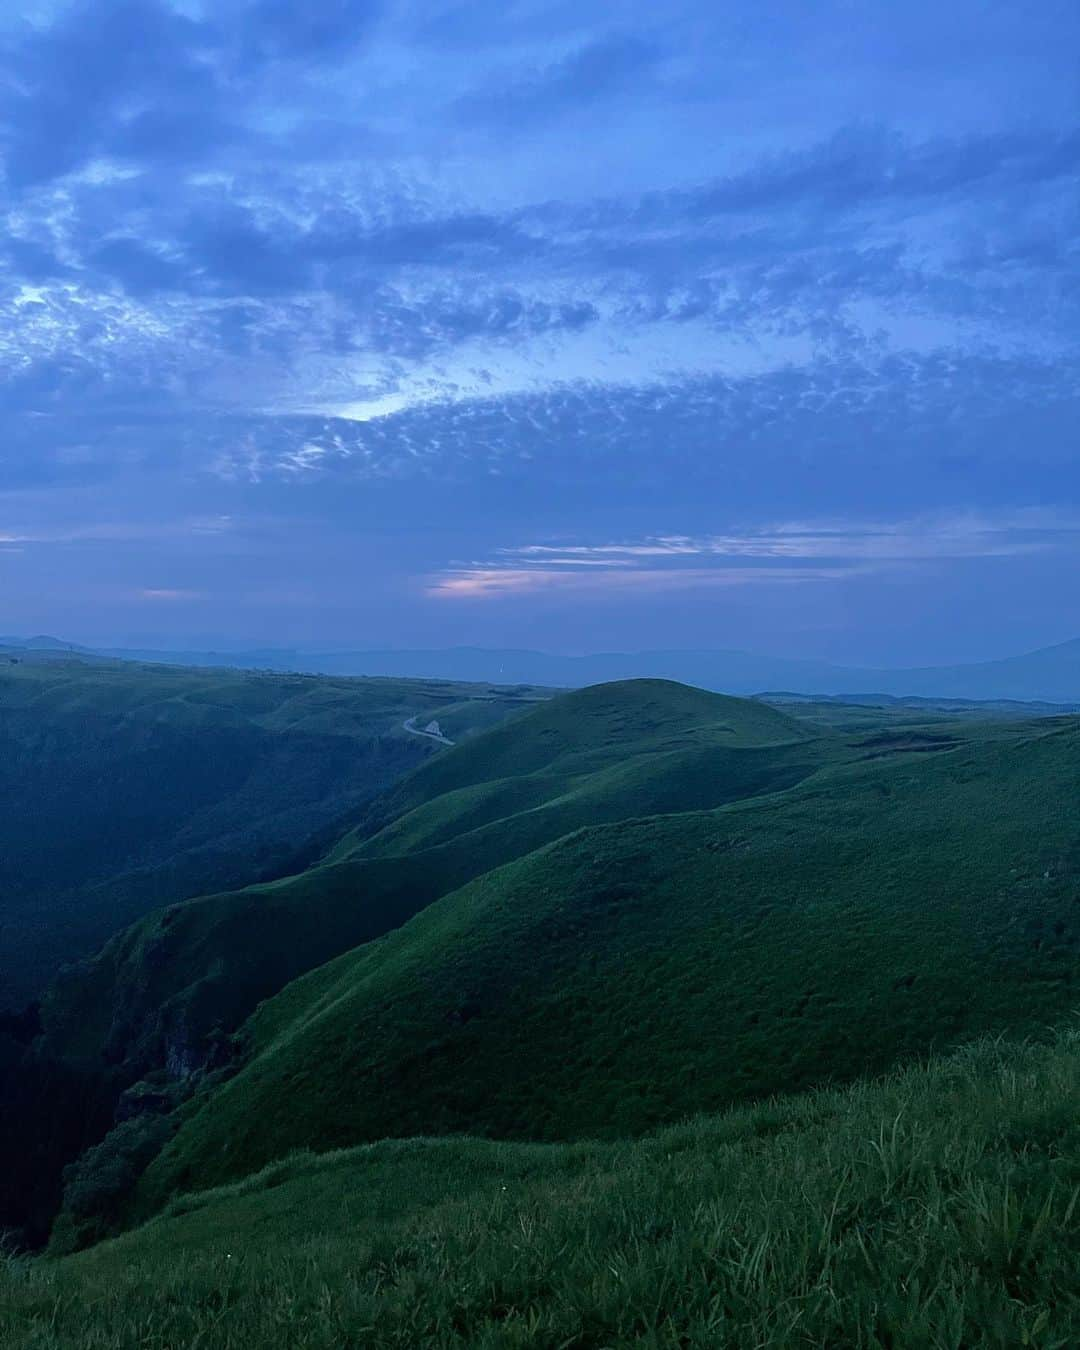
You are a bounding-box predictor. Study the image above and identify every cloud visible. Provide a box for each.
[2,307,1077,509]
[412,0,600,52]
[86,239,189,295]
[427,512,1080,598]
[287,351,1079,487]
[236,0,383,63]
[0,0,388,192]
[0,516,235,546]
[0,5,1077,582]
[2,113,1075,458]
[138,587,201,601]
[0,1,229,187]
[666,127,1080,221]
[176,205,547,298]
[428,565,856,598]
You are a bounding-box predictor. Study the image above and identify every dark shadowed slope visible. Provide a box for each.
[0,653,551,1244]
[0,650,545,1010]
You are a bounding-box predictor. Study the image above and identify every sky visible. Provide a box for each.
[0,0,1078,664]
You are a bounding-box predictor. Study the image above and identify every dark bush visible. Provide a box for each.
[49,1114,176,1255]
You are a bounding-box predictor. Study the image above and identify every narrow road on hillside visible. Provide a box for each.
[403,715,455,746]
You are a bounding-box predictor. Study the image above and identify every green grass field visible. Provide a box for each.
[41,679,1035,1088]
[8,1031,1080,1347]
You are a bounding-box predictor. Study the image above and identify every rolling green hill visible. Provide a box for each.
[11,675,1079,1286]
[9,1031,1080,1347]
[15,680,840,1247]
[0,650,545,1011]
[38,681,834,1084]
[136,697,1080,1209]
[332,680,817,856]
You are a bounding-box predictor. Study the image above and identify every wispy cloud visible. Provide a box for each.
[138,588,201,602]
[429,565,856,598]
[428,512,1080,598]
[0,516,234,546]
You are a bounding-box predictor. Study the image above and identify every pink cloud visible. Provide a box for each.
[428,565,852,599]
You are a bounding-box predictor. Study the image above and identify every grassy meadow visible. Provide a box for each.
[37,681,831,1081]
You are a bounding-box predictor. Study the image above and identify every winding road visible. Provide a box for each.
[402,715,455,746]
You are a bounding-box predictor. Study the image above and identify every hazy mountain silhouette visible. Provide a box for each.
[5,636,1074,703]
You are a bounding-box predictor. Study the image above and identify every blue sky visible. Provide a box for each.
[1,0,1077,662]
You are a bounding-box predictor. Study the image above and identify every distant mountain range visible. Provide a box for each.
[4,633,1080,705]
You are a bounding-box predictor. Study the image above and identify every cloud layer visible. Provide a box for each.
[1,1,1077,658]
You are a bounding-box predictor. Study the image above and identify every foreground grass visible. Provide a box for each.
[8,1032,1080,1348]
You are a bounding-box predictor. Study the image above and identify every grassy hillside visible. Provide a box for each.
[331,680,816,856]
[0,650,544,1009]
[39,682,833,1082]
[139,702,1080,1204]
[8,1032,1080,1347]
[20,681,839,1246]
[8,678,1065,1246]
[0,653,546,1244]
